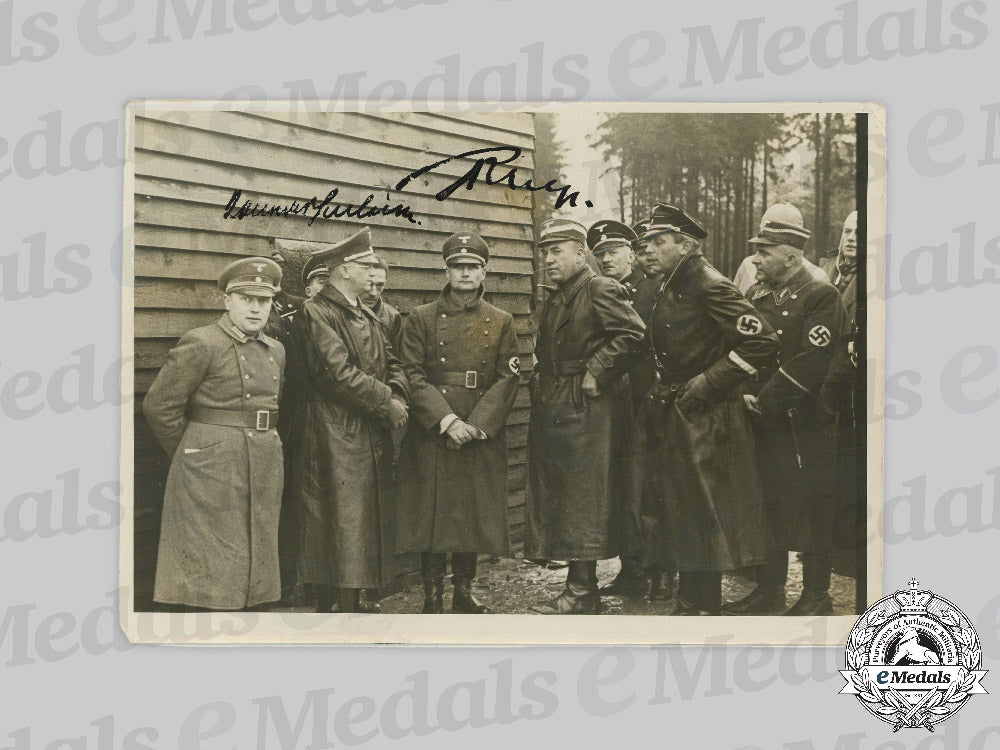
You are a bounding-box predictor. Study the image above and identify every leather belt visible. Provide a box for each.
[538,359,587,377]
[189,406,279,431]
[429,370,483,389]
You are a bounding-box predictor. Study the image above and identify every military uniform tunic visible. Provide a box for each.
[747,264,847,552]
[526,266,646,560]
[395,286,520,554]
[643,253,779,571]
[143,315,285,609]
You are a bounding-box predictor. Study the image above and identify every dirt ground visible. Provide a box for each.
[373,554,859,616]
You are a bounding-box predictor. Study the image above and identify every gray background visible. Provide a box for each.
[1,0,997,747]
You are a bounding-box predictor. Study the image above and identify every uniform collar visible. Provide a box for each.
[217,314,276,346]
[439,283,484,312]
[553,265,595,304]
[750,264,814,304]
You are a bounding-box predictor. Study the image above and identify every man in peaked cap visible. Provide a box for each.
[588,220,645,301]
[293,227,410,614]
[143,257,286,610]
[634,203,779,615]
[363,256,403,352]
[724,203,848,616]
[526,218,646,614]
[395,232,520,614]
[733,204,829,294]
[302,254,331,299]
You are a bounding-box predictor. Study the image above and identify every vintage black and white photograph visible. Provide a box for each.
[121,101,884,644]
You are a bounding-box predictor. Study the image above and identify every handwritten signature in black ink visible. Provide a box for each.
[222,188,420,226]
[396,146,592,210]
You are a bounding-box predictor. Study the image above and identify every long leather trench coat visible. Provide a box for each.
[395,286,520,555]
[643,253,779,571]
[293,284,409,589]
[748,265,848,553]
[525,266,646,561]
[143,315,286,609]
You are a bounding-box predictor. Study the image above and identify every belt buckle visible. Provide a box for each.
[255,410,270,431]
[464,370,478,389]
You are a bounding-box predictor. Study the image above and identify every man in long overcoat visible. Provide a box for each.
[724,203,847,616]
[294,227,410,613]
[526,219,646,615]
[395,233,520,614]
[635,203,780,615]
[143,257,286,610]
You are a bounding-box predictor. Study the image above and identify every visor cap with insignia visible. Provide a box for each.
[443,232,489,265]
[631,218,652,246]
[305,227,379,274]
[587,220,637,253]
[647,203,708,240]
[537,218,587,247]
[218,256,282,297]
[301,253,332,285]
[749,202,811,250]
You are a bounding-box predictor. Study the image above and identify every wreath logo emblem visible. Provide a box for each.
[841,579,987,732]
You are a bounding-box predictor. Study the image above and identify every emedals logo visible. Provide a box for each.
[841,579,987,732]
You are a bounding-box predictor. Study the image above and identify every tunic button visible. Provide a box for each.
[791,294,798,300]
[241,355,246,361]
[272,395,278,401]
[484,330,489,335]
[440,341,445,346]
[244,374,250,379]
[781,311,789,316]
[441,313,447,318]
[245,393,251,399]
[273,375,278,381]
[440,357,446,362]
[777,329,783,335]
[247,431,253,437]
[441,388,447,394]
[269,356,274,362]
[485,318,490,322]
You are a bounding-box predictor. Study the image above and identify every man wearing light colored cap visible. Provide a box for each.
[724,203,848,616]
[293,227,410,614]
[395,232,520,614]
[143,256,286,610]
[733,203,829,294]
[526,218,646,615]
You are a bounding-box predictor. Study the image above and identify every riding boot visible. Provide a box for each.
[316,585,336,614]
[674,571,722,615]
[530,560,601,615]
[337,587,360,614]
[420,551,446,614]
[722,552,788,615]
[600,556,647,597]
[644,569,675,601]
[785,553,833,615]
[451,552,489,613]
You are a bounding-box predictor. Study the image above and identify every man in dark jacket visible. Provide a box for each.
[294,227,410,613]
[636,203,780,615]
[363,256,403,352]
[526,219,646,615]
[395,233,520,614]
[723,204,848,616]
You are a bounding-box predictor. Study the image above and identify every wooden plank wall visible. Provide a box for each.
[133,110,538,589]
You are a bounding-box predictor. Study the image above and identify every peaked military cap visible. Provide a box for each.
[647,203,708,240]
[631,218,652,246]
[306,227,379,273]
[537,218,587,246]
[443,232,489,265]
[218,256,282,297]
[749,202,811,250]
[301,253,331,285]
[587,220,637,253]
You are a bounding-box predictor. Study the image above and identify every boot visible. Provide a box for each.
[451,552,489,613]
[722,585,786,615]
[644,570,675,602]
[358,589,382,613]
[673,571,721,615]
[420,552,446,614]
[530,560,601,615]
[316,585,336,613]
[337,588,360,613]
[600,558,647,597]
[784,591,833,616]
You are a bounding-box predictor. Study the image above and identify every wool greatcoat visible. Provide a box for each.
[747,265,847,553]
[143,315,286,609]
[294,284,409,589]
[395,285,520,554]
[526,265,646,561]
[643,253,779,572]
